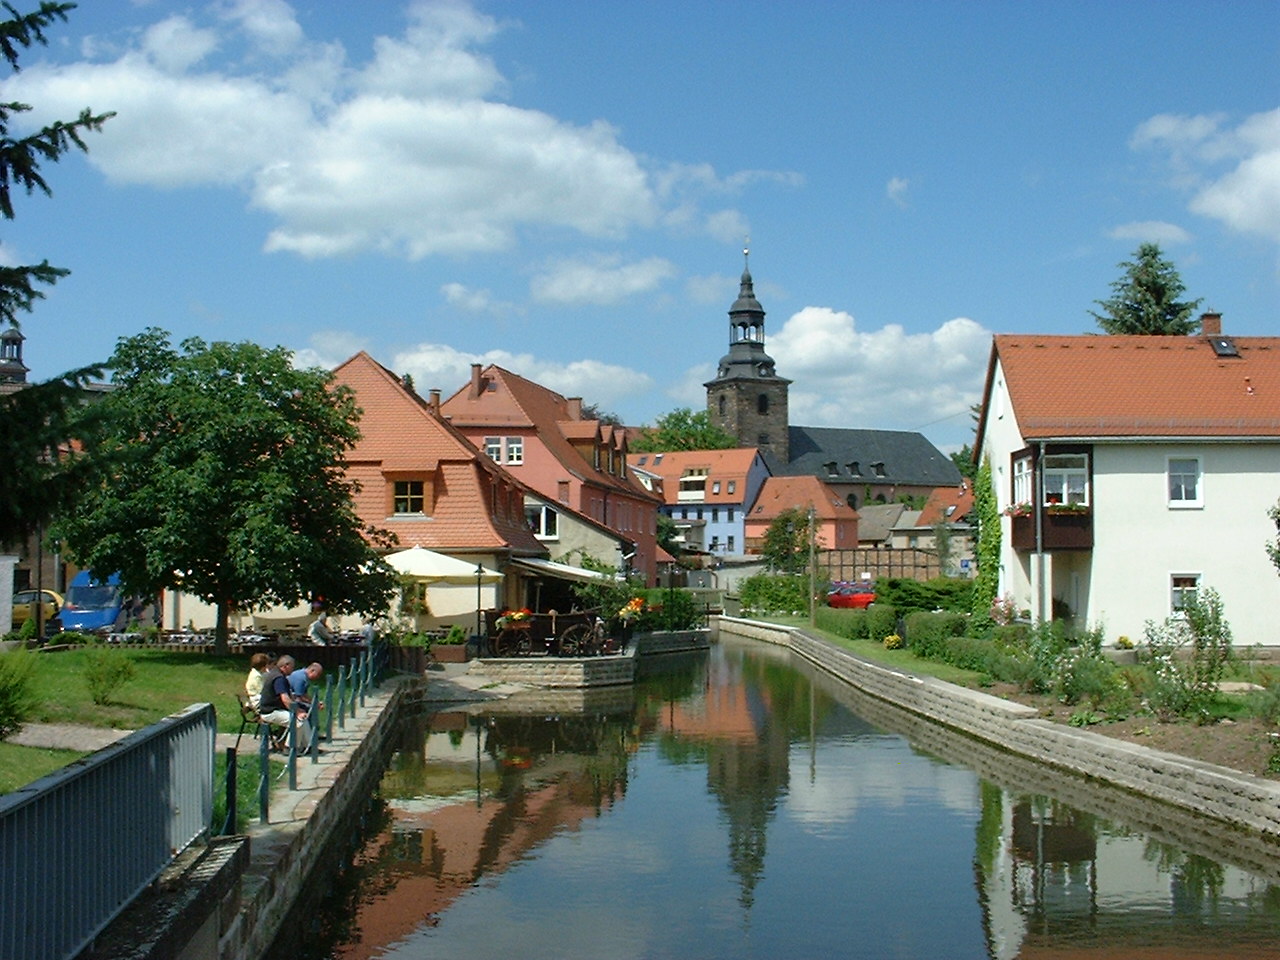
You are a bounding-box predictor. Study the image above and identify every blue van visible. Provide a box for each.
[59,572,127,633]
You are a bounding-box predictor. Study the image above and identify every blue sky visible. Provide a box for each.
[3,0,1276,452]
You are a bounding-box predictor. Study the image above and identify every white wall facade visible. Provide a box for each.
[981,355,1280,645]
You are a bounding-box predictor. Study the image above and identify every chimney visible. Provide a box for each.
[1200,312,1222,336]
[567,396,583,420]
[469,363,483,399]
[428,388,441,413]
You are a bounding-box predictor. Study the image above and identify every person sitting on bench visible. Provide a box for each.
[257,655,312,752]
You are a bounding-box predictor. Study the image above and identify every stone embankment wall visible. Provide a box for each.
[472,629,708,688]
[716,616,1280,842]
[220,682,409,960]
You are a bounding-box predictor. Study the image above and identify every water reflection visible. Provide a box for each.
[279,638,1280,960]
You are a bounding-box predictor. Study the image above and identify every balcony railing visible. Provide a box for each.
[1010,506,1093,551]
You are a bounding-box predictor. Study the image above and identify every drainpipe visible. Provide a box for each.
[1035,441,1046,624]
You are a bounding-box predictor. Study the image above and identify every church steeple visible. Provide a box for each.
[0,326,27,384]
[704,250,790,463]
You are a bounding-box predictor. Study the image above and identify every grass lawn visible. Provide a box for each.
[763,615,988,687]
[27,648,253,733]
[0,742,88,793]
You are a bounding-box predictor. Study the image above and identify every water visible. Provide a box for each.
[278,638,1280,959]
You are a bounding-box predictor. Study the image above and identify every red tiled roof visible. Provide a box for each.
[990,334,1280,439]
[625,447,764,505]
[747,475,858,522]
[332,353,546,555]
[916,485,974,526]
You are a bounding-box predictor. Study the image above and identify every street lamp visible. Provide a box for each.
[475,562,485,648]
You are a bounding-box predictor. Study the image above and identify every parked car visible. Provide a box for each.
[11,588,63,631]
[827,582,876,609]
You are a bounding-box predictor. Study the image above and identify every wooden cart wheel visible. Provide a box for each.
[558,624,588,657]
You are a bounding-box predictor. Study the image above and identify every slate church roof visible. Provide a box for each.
[771,425,962,488]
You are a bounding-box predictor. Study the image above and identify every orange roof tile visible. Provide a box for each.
[625,448,765,505]
[332,353,545,555]
[747,475,858,522]
[991,334,1280,439]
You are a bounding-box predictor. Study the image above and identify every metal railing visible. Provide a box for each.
[0,703,216,960]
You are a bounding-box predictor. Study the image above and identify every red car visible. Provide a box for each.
[827,583,876,609]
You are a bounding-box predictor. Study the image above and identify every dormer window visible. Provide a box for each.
[871,462,886,478]
[847,462,860,476]
[824,461,838,477]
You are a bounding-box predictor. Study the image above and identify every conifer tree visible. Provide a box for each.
[1090,242,1202,335]
[0,3,114,543]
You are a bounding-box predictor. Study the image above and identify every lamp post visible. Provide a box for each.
[475,562,484,648]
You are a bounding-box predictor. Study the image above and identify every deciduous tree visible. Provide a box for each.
[51,329,397,652]
[1090,243,1202,335]
[629,407,738,452]
[762,506,813,574]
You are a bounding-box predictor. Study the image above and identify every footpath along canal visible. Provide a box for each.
[264,628,1280,960]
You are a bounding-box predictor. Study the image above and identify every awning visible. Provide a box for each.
[386,546,502,584]
[511,557,610,584]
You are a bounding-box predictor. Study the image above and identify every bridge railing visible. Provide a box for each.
[0,703,216,960]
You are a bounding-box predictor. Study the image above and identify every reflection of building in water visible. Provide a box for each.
[647,644,799,911]
[324,707,632,960]
[975,784,1280,959]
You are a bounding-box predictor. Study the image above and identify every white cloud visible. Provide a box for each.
[1107,220,1192,245]
[440,282,515,315]
[2,1,787,261]
[141,16,218,73]
[530,255,676,305]
[886,176,909,207]
[768,307,990,436]
[391,342,654,412]
[1131,108,1280,242]
[220,0,304,57]
[292,330,369,369]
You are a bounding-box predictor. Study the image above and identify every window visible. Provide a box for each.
[871,461,886,477]
[557,480,570,503]
[1171,574,1200,613]
[727,481,736,495]
[757,394,769,414]
[824,461,838,477]
[484,436,523,464]
[712,481,721,494]
[1168,457,1202,508]
[1042,453,1088,505]
[393,480,424,514]
[1012,455,1033,506]
[711,508,719,523]
[526,503,559,539]
[847,461,861,476]
[758,433,769,445]
[727,535,735,552]
[727,508,734,522]
[710,536,719,550]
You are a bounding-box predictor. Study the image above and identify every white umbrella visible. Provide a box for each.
[385,546,502,584]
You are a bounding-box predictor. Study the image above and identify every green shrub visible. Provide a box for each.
[0,646,38,738]
[17,617,37,642]
[441,624,469,645]
[1140,588,1233,723]
[48,630,94,645]
[1055,649,1129,713]
[1022,621,1070,694]
[866,604,898,643]
[738,573,812,615]
[903,610,967,661]
[640,588,700,630]
[84,647,136,705]
[875,577,974,614]
[814,606,871,640]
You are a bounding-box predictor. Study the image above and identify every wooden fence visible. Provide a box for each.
[817,547,942,583]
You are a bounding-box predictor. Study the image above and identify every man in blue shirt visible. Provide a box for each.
[257,655,313,752]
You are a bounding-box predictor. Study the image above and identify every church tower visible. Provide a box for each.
[705,250,790,463]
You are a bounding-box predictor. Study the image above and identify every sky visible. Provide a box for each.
[2,0,1276,453]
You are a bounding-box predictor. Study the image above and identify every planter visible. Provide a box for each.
[432,644,471,663]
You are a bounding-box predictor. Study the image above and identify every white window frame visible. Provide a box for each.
[1171,573,1200,614]
[1167,456,1202,508]
[525,503,558,539]
[1042,453,1089,506]
[484,436,524,465]
[1012,455,1033,507]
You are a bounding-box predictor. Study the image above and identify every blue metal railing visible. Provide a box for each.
[0,703,216,960]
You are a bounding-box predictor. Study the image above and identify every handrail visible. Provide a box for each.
[0,704,215,960]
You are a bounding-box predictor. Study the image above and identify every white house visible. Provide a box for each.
[973,315,1280,646]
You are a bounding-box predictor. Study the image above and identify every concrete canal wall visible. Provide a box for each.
[715,616,1280,843]
[471,629,708,688]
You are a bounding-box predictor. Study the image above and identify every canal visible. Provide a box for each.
[274,637,1280,959]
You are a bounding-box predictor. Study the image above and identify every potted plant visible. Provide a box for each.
[432,624,472,662]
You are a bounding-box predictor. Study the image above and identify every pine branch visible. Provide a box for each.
[0,3,75,71]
